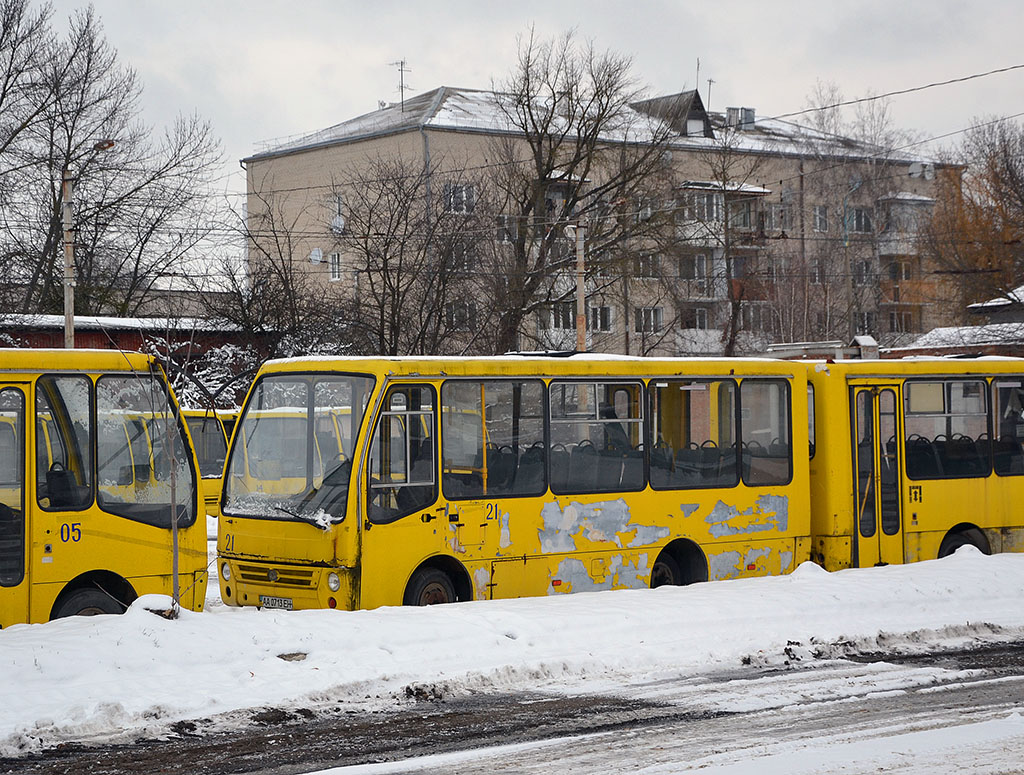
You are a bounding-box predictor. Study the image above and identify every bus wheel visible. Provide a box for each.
[53,588,124,618]
[938,528,989,559]
[651,552,683,588]
[404,568,456,606]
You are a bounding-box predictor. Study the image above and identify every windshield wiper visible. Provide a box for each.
[272,504,330,531]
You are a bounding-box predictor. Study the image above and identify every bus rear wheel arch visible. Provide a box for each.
[403,557,471,606]
[938,525,990,559]
[651,540,708,588]
[51,573,136,620]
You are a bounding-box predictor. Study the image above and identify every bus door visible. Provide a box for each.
[362,384,443,604]
[851,385,904,566]
[0,385,27,626]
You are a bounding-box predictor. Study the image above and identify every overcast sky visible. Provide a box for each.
[48,1,1024,198]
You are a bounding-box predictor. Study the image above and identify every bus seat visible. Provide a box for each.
[549,445,569,491]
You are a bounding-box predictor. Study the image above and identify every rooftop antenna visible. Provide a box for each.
[695,58,700,95]
[389,59,412,112]
[706,78,715,111]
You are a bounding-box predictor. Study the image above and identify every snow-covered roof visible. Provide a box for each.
[967,285,1024,311]
[246,86,939,167]
[906,322,1024,347]
[1,314,239,332]
[878,191,937,204]
[679,180,773,194]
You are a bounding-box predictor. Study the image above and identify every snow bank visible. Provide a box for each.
[2,548,1023,755]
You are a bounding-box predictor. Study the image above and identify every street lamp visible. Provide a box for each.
[63,139,115,348]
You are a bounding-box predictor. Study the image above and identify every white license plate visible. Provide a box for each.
[259,595,293,610]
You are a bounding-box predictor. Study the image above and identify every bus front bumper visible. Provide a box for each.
[217,556,356,611]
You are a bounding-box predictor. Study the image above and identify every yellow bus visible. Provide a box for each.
[0,349,208,627]
[806,358,1024,570]
[217,356,809,610]
[182,409,235,518]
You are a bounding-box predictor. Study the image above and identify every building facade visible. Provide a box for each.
[243,86,953,356]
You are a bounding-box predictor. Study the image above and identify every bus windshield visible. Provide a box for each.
[223,373,375,526]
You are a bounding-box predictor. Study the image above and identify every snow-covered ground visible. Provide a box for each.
[2,547,1024,772]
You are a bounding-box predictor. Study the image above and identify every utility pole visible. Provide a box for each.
[62,171,75,349]
[570,224,587,352]
[62,139,115,348]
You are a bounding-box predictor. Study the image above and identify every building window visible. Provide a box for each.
[495,215,518,243]
[446,242,474,274]
[633,253,658,278]
[763,203,791,232]
[680,306,709,330]
[729,199,753,230]
[588,305,612,332]
[889,310,913,333]
[540,301,575,331]
[888,259,912,281]
[855,311,874,334]
[446,301,477,331]
[679,253,708,294]
[330,195,346,234]
[729,254,748,279]
[810,259,824,285]
[742,303,768,332]
[685,191,723,222]
[443,182,475,214]
[634,306,663,333]
[635,197,655,222]
[328,252,343,281]
[852,259,872,285]
[849,207,873,234]
[813,205,828,233]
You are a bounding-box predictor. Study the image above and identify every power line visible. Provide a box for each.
[770,64,1024,123]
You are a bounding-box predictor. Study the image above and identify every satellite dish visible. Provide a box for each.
[908,162,923,178]
[309,248,323,264]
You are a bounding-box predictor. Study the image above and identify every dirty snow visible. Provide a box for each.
[2,548,1023,769]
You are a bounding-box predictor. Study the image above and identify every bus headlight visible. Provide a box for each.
[220,562,232,582]
[327,572,341,592]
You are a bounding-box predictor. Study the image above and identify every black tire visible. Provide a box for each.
[651,551,682,588]
[53,587,124,619]
[938,528,989,559]
[404,568,456,606]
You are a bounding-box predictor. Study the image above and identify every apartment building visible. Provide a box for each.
[243,86,952,356]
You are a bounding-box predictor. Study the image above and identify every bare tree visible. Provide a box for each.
[477,28,680,354]
[332,154,484,355]
[0,5,221,318]
[0,0,52,168]
[922,118,1024,318]
[205,184,351,358]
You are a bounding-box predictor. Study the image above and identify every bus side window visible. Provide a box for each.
[35,376,93,510]
[0,387,25,588]
[808,384,816,458]
[740,379,792,486]
[649,380,737,490]
[993,379,1024,475]
[369,385,436,523]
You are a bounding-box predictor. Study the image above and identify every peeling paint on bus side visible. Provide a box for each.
[498,508,512,550]
[547,553,650,594]
[708,550,742,580]
[708,546,776,580]
[679,503,700,519]
[704,494,789,537]
[472,566,490,600]
[538,499,671,553]
[780,550,794,572]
